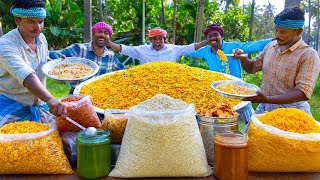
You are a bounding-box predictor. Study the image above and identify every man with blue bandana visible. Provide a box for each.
[233,7,320,117]
[0,0,67,126]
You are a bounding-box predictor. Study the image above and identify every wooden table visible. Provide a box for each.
[1,167,320,180]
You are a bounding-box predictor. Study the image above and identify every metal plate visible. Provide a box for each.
[74,70,250,114]
[211,80,260,99]
[42,57,99,83]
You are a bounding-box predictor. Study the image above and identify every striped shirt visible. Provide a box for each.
[0,28,48,106]
[252,38,320,99]
[49,42,125,75]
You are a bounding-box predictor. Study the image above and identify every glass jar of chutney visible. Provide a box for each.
[77,129,111,179]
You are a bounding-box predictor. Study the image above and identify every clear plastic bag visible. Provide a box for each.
[61,131,78,165]
[0,121,73,174]
[109,94,212,177]
[248,114,320,172]
[56,94,101,132]
[101,112,128,143]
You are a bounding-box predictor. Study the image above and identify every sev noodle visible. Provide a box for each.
[217,83,256,95]
[49,63,93,79]
[79,62,241,110]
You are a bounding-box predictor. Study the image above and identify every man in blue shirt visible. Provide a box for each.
[50,22,125,93]
[185,24,272,123]
[185,23,272,79]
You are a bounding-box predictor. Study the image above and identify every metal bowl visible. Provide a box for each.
[42,57,99,83]
[211,80,260,99]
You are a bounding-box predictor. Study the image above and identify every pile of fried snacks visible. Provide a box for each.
[217,49,227,61]
[49,63,93,79]
[0,121,73,174]
[79,62,241,110]
[217,83,256,95]
[248,108,320,172]
[198,103,238,118]
[101,113,128,143]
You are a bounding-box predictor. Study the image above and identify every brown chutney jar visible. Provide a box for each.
[213,131,248,180]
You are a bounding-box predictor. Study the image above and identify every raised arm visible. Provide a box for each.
[107,41,122,52]
[194,40,208,50]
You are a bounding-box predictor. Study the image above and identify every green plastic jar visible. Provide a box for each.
[76,129,111,179]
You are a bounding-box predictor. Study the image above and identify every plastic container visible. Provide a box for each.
[196,115,238,165]
[76,129,111,179]
[102,111,128,143]
[213,131,248,180]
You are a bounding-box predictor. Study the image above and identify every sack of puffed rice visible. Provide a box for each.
[0,121,73,174]
[109,94,212,178]
[248,108,320,172]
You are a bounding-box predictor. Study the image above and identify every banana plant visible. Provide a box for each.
[44,0,83,49]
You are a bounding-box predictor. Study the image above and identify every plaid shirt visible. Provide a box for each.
[253,38,320,99]
[49,42,125,75]
[0,28,48,106]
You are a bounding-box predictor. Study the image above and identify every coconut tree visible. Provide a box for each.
[194,0,205,42]
[248,0,255,41]
[84,0,92,43]
[172,0,177,43]
[98,0,103,21]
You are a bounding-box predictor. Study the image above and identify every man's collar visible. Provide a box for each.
[274,38,303,53]
[151,43,167,51]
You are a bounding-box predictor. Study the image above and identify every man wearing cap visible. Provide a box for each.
[233,7,320,117]
[185,23,272,79]
[49,22,125,93]
[184,24,272,123]
[0,0,67,126]
[107,27,208,64]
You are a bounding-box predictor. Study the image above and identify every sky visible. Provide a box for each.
[240,0,311,25]
[240,0,286,15]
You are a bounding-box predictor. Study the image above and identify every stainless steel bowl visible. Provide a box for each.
[42,57,99,83]
[211,80,260,99]
[196,114,238,166]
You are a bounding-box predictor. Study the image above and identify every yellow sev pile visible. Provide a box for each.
[79,62,241,110]
[248,108,320,172]
[0,121,73,174]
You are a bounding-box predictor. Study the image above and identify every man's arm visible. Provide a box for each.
[194,40,208,50]
[49,44,80,59]
[244,89,308,104]
[107,41,122,52]
[23,73,67,118]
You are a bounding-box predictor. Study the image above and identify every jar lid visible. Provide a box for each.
[77,129,110,144]
[196,114,238,124]
[214,131,248,145]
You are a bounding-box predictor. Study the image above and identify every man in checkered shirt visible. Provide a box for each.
[232,7,320,118]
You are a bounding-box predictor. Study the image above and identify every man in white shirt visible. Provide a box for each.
[107,28,208,64]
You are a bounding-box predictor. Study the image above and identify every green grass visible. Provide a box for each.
[46,78,70,98]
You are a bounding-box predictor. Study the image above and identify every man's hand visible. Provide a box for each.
[60,55,66,61]
[243,91,269,103]
[232,48,245,59]
[47,98,67,118]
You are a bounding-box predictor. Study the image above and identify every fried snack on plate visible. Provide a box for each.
[198,103,238,118]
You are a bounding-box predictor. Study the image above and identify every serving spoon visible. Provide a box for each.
[41,108,97,136]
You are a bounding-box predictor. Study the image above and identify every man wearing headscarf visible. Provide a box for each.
[184,24,271,123]
[185,24,271,79]
[50,22,125,93]
[0,0,67,126]
[233,7,320,117]
[106,27,208,64]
